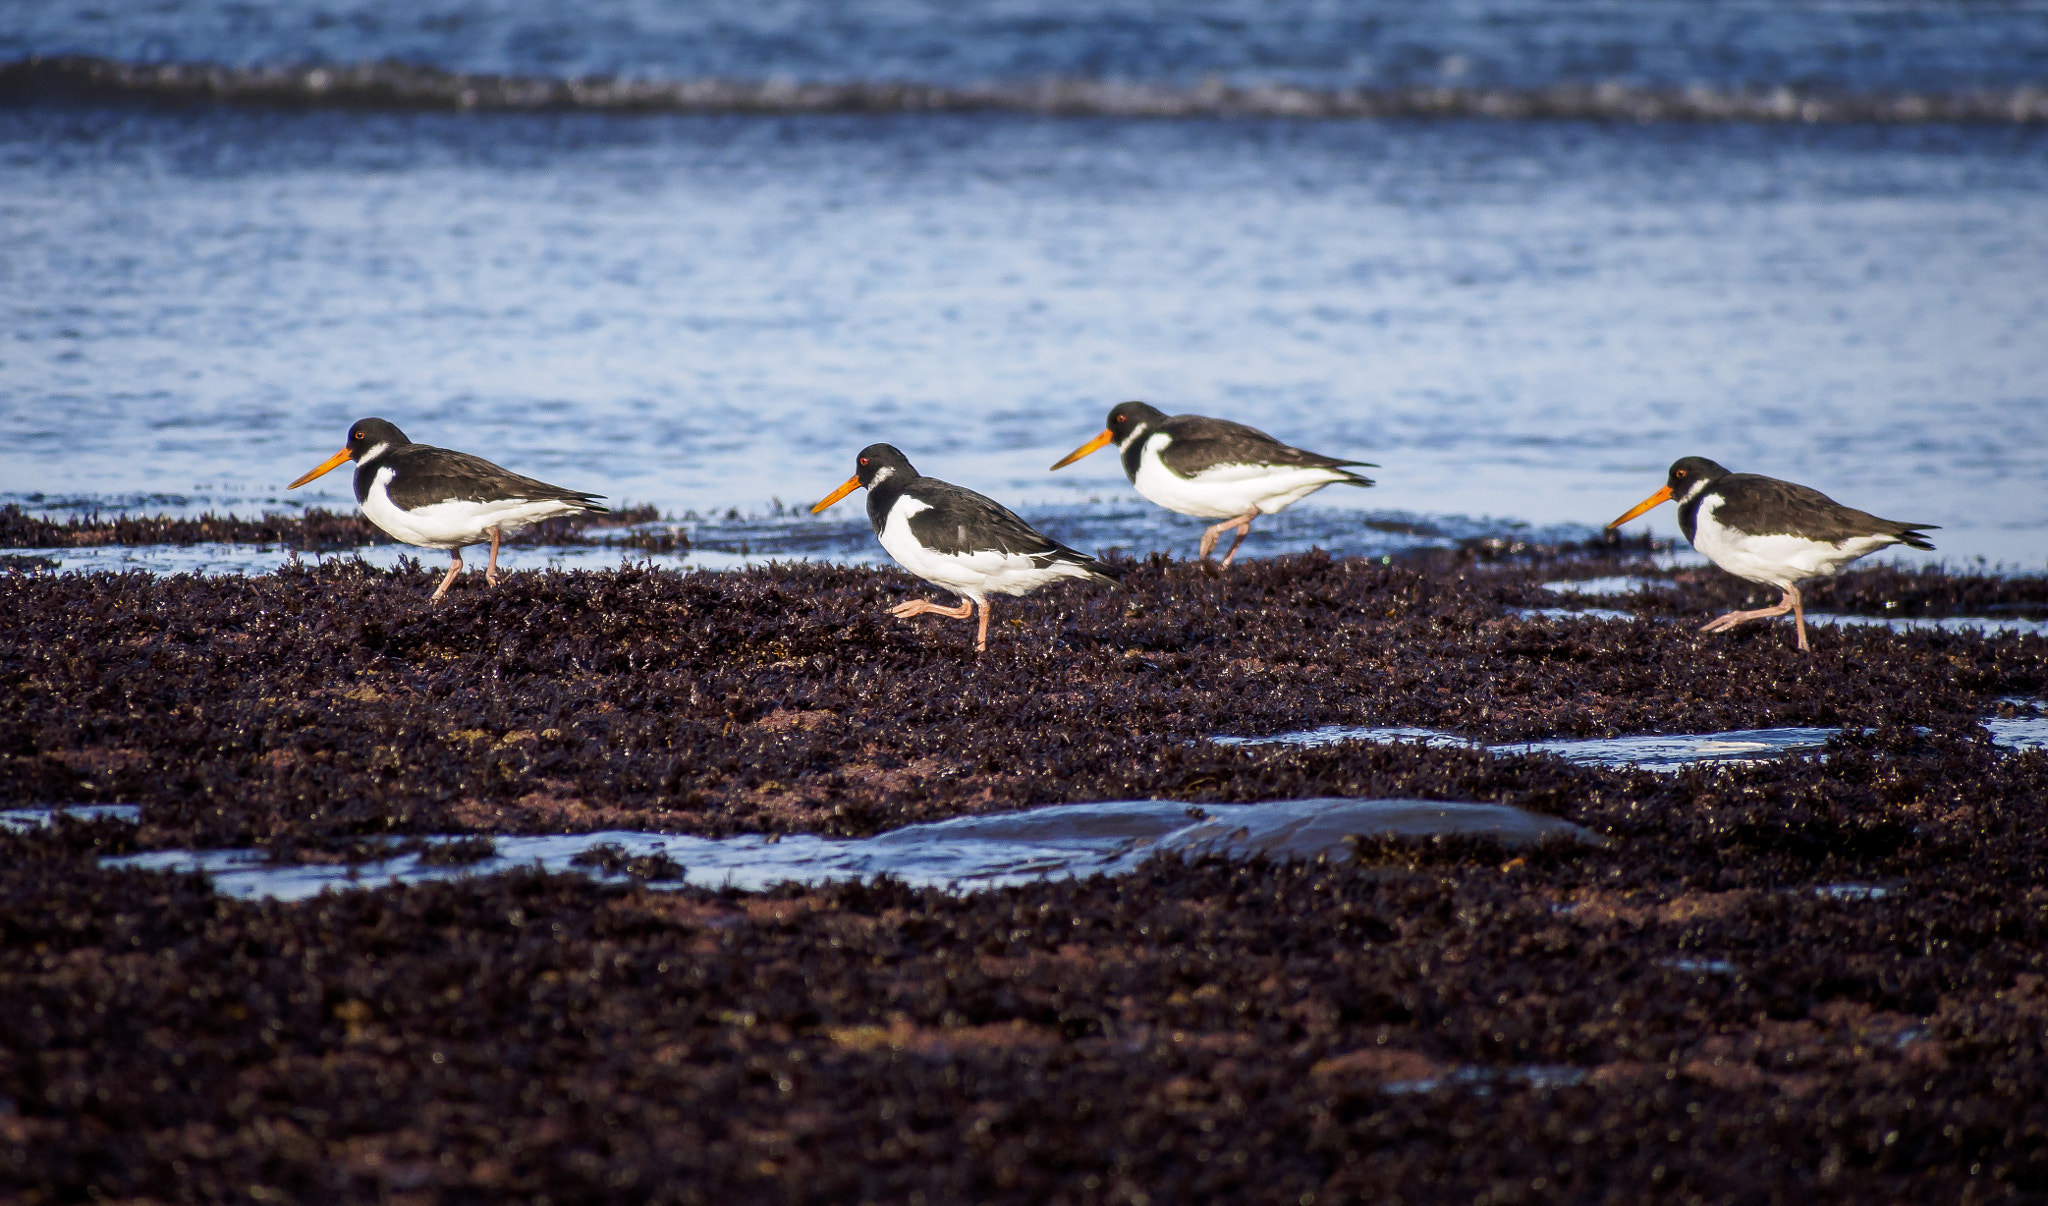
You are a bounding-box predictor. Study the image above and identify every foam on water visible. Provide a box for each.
[96,797,1600,902]
[1214,725,1836,771]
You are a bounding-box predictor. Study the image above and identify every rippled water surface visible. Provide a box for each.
[5,0,2047,570]
[12,0,2048,93]
[4,111,2044,566]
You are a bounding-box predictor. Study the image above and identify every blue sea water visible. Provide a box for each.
[2,2,2046,568]
[10,0,2048,94]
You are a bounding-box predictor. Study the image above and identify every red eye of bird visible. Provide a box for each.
[859,458,868,465]
[1114,414,1123,422]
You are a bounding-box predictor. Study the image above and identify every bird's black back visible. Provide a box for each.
[1679,473,1934,549]
[1131,414,1374,486]
[870,473,1122,579]
[358,443,609,513]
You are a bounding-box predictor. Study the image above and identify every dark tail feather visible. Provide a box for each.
[1336,468,1376,488]
[1047,545,1124,583]
[1896,523,1937,551]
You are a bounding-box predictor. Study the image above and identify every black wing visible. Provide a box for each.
[1155,415,1375,482]
[903,478,1122,579]
[371,444,609,512]
[1710,474,1935,548]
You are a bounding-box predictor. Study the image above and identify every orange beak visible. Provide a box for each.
[289,447,354,490]
[811,473,862,514]
[1051,429,1115,470]
[1607,484,1674,530]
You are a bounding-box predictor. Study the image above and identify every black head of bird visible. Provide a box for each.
[1051,401,1168,469]
[1608,455,1732,528]
[289,417,412,489]
[813,443,917,512]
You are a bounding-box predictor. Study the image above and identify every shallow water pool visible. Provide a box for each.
[93,796,1600,902]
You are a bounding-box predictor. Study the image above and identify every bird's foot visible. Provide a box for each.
[1699,605,1792,635]
[887,598,975,621]
[431,556,463,603]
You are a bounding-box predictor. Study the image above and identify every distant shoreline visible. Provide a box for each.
[7,55,2047,126]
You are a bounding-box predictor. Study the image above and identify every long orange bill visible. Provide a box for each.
[289,448,353,490]
[1050,429,1114,471]
[811,474,862,514]
[1607,485,1674,530]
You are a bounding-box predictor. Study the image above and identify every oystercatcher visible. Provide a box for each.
[812,443,1121,651]
[288,417,608,602]
[1607,456,1937,651]
[1050,401,1374,566]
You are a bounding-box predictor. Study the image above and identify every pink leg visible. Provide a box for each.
[430,549,463,603]
[1198,510,1260,563]
[1217,519,1256,568]
[1699,585,1802,646]
[886,597,976,648]
[485,526,504,587]
[1790,585,1809,652]
[975,600,991,652]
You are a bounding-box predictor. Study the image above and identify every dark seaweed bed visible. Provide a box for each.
[4,537,2048,1203]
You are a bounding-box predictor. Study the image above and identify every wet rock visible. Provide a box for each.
[1157,797,1604,861]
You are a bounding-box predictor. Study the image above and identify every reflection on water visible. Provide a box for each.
[1662,958,1741,975]
[97,797,1600,902]
[6,542,778,578]
[1986,716,2048,752]
[1805,613,2048,639]
[1383,1065,1590,1096]
[1215,725,1837,771]
[1542,577,1671,597]
[0,804,142,831]
[1508,606,1637,623]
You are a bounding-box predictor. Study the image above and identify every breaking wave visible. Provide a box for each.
[5,56,2047,125]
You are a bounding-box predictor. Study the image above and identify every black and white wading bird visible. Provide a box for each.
[288,417,608,602]
[1607,456,1937,652]
[812,444,1121,652]
[1050,402,1375,566]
